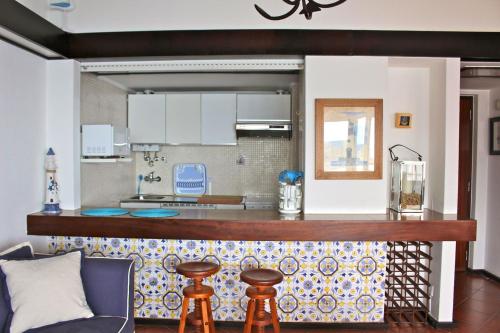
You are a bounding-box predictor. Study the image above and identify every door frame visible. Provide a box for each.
[457,95,476,271]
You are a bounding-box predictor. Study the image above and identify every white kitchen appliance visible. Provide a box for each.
[81,124,130,157]
[235,92,292,139]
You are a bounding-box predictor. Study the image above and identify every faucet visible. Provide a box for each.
[144,171,161,183]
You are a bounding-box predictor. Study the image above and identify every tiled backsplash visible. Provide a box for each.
[80,73,300,206]
[136,137,297,200]
[80,73,135,207]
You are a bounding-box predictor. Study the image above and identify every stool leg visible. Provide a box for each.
[243,299,256,333]
[270,298,280,333]
[200,298,211,333]
[207,298,216,333]
[178,297,190,333]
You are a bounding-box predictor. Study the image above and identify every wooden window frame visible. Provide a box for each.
[315,98,383,180]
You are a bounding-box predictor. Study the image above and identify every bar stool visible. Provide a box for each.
[240,268,283,333]
[177,261,220,333]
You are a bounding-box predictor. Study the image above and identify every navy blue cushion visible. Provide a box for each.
[24,316,126,333]
[0,243,34,333]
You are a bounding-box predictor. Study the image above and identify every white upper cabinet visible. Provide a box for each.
[236,94,291,122]
[166,94,201,144]
[128,94,166,143]
[201,94,237,145]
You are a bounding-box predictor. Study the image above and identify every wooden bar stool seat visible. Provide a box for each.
[240,269,283,333]
[177,261,220,333]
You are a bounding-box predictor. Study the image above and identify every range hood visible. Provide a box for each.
[236,93,292,139]
[236,123,292,139]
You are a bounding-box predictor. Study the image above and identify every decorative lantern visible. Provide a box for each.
[389,145,426,213]
[43,148,62,214]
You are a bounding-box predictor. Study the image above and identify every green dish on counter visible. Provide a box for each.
[81,208,129,216]
[130,209,180,218]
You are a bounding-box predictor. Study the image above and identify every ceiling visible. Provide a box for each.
[15,0,500,33]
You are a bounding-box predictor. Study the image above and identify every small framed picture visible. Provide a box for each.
[395,113,412,128]
[490,117,500,155]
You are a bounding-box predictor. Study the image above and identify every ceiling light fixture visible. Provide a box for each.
[49,0,73,11]
[255,0,348,20]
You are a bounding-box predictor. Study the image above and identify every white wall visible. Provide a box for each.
[304,56,460,214]
[443,60,461,214]
[304,56,388,213]
[459,89,490,270]
[16,0,500,33]
[46,60,81,210]
[426,59,460,214]
[485,87,500,277]
[429,241,457,322]
[386,66,430,207]
[0,40,47,250]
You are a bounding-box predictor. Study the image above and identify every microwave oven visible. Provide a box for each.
[81,124,130,157]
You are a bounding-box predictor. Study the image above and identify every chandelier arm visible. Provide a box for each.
[309,0,348,9]
[254,2,300,21]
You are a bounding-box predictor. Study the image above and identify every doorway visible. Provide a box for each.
[456,95,474,271]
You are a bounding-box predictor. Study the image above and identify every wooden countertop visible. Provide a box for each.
[27,209,476,241]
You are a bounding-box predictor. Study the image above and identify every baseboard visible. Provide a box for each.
[427,315,455,329]
[135,318,388,329]
[467,268,500,283]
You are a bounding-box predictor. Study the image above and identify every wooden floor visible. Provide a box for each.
[136,271,500,333]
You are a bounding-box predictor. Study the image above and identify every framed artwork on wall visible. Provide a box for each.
[490,117,500,155]
[395,113,412,128]
[315,98,383,180]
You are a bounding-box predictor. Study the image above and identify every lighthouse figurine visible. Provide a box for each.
[43,148,62,214]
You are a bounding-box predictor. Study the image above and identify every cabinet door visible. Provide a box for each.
[201,94,237,145]
[166,94,201,144]
[128,94,166,143]
[237,94,291,122]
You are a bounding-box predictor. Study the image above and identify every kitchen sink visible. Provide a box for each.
[129,195,166,200]
[120,194,246,210]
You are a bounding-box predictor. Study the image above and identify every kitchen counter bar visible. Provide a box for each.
[27,209,476,241]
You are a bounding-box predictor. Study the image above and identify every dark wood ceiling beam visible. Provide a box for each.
[352,30,500,60]
[0,0,69,56]
[67,30,500,60]
[66,30,353,58]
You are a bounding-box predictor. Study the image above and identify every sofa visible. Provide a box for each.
[0,255,135,333]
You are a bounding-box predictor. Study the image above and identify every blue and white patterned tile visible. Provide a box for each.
[254,241,286,266]
[337,241,366,264]
[293,241,326,264]
[53,238,387,323]
[215,240,246,266]
[138,267,169,297]
[176,239,207,262]
[332,269,363,302]
[292,269,325,301]
[213,267,245,299]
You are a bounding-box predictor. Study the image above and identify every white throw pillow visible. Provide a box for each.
[0,242,33,256]
[0,251,94,333]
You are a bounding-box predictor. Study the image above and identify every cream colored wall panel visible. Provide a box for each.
[128,94,166,143]
[201,94,237,145]
[166,93,201,144]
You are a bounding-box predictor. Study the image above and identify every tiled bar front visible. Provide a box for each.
[49,237,387,323]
